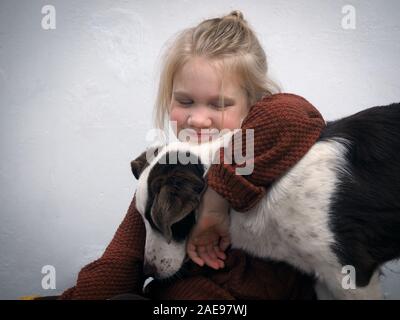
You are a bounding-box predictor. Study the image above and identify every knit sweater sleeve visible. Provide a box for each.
[206,93,326,212]
[58,195,146,300]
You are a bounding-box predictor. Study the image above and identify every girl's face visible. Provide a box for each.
[169,57,249,143]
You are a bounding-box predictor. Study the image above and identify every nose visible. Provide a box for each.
[143,262,157,277]
[188,107,212,128]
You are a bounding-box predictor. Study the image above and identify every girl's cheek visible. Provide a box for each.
[221,118,239,130]
[169,106,187,132]
[220,109,245,130]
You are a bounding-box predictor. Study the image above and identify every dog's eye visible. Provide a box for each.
[150,179,162,193]
[171,211,196,242]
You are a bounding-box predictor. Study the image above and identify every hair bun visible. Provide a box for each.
[226,10,244,21]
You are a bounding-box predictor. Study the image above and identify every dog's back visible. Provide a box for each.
[229,103,400,299]
[319,103,400,287]
[134,102,400,299]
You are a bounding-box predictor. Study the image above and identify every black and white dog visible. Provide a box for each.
[131,103,400,299]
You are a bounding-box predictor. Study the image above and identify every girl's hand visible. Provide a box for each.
[186,187,231,270]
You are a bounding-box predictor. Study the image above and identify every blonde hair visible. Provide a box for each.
[154,10,280,130]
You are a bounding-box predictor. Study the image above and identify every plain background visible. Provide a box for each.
[0,0,399,299]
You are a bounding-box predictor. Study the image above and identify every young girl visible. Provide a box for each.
[59,10,324,300]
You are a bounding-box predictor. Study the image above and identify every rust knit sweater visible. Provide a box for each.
[59,93,325,300]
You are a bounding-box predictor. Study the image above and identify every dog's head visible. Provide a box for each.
[131,139,228,279]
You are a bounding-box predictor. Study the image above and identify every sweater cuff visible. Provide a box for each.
[58,258,143,300]
[206,163,266,212]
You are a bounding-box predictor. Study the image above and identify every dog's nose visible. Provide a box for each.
[143,262,157,277]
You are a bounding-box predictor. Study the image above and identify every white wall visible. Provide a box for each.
[0,0,399,299]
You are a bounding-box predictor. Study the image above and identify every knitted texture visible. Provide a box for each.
[207,93,326,212]
[59,93,324,300]
[149,249,316,300]
[59,197,316,300]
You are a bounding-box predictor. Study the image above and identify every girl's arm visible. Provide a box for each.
[207,93,325,212]
[186,187,231,270]
[59,195,146,299]
[187,93,326,269]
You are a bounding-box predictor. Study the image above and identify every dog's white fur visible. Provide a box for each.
[135,135,383,299]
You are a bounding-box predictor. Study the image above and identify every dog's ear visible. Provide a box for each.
[130,151,148,179]
[130,146,161,179]
[151,176,205,243]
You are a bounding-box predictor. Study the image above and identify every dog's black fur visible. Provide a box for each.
[319,103,400,286]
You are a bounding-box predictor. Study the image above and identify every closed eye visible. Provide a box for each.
[178,100,193,106]
[177,100,232,109]
[150,179,162,193]
[210,103,232,109]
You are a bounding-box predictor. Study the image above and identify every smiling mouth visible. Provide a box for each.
[196,132,211,139]
[190,130,219,139]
